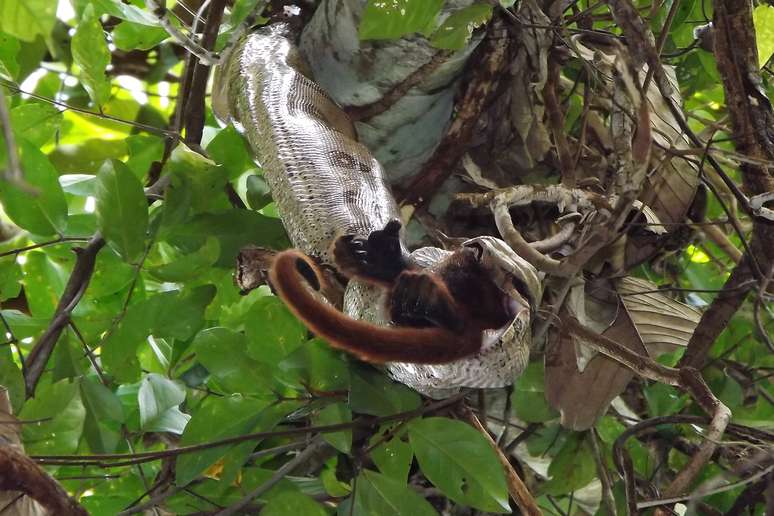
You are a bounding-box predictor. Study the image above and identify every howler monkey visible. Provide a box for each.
[269,220,515,364]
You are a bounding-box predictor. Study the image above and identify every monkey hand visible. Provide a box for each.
[332,219,409,285]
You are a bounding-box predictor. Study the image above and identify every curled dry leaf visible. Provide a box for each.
[545,276,701,430]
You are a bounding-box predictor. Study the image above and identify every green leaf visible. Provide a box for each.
[102,286,215,382]
[278,338,351,392]
[369,431,413,482]
[10,102,62,147]
[126,135,165,179]
[643,383,688,417]
[80,378,125,453]
[138,373,190,434]
[0,257,22,301]
[112,21,168,51]
[95,159,149,263]
[244,296,307,364]
[430,4,492,50]
[261,490,329,516]
[175,394,270,486]
[539,433,597,495]
[20,251,69,318]
[350,367,421,417]
[246,174,272,210]
[206,125,254,180]
[359,0,444,40]
[163,144,228,214]
[753,5,774,67]
[0,346,24,413]
[0,31,20,80]
[512,362,557,423]
[350,469,438,516]
[147,237,220,282]
[192,327,273,394]
[166,209,289,266]
[408,417,509,512]
[20,379,86,454]
[92,0,163,26]
[72,4,111,107]
[0,139,68,236]
[313,402,352,453]
[0,0,56,42]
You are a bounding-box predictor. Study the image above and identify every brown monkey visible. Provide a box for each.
[269,221,513,364]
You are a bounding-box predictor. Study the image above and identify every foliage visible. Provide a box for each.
[0,0,772,515]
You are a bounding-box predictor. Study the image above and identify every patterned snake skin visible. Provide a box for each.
[213,24,542,398]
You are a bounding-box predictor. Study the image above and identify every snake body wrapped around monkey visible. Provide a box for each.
[213,24,541,397]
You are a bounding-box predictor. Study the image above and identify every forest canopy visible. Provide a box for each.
[0,0,773,515]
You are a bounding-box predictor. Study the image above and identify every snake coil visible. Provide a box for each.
[213,24,542,398]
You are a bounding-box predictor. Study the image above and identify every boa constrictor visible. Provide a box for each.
[213,24,542,398]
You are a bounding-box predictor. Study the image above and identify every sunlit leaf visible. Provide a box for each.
[72,4,111,107]
[0,0,56,42]
[753,5,774,67]
[360,0,444,40]
[0,31,20,79]
[112,21,168,51]
[430,3,491,50]
[0,139,68,236]
[10,102,62,147]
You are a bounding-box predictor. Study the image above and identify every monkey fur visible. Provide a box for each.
[269,221,512,364]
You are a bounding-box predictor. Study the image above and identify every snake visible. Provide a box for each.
[213,23,542,398]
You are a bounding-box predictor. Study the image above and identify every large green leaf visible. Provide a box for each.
[92,0,163,26]
[430,3,492,50]
[175,394,270,487]
[95,159,149,263]
[539,433,597,496]
[350,367,421,417]
[166,209,289,266]
[313,402,352,454]
[10,103,62,147]
[753,5,774,67]
[359,0,444,40]
[138,373,190,434]
[244,296,307,364]
[20,379,86,455]
[0,0,56,42]
[408,417,509,513]
[0,345,24,412]
[0,139,68,236]
[147,237,220,282]
[206,125,254,180]
[0,31,20,80]
[369,430,413,482]
[72,4,111,107]
[349,469,437,516]
[191,327,273,394]
[513,361,557,422]
[102,286,215,382]
[80,378,125,453]
[112,21,168,51]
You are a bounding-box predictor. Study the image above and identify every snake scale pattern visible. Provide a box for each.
[213,24,542,398]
